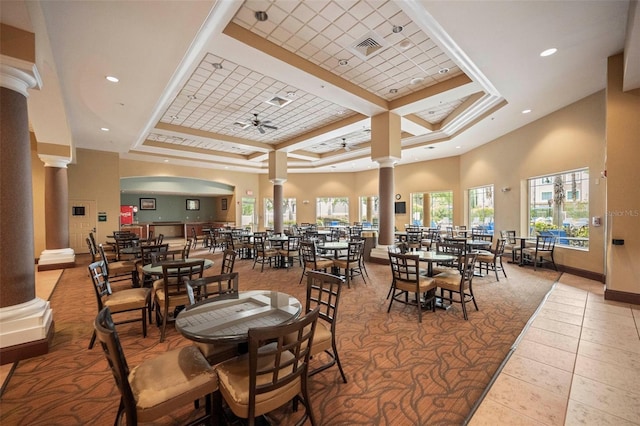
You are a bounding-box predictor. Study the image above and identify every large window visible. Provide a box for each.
[529,169,589,248]
[359,196,379,227]
[469,185,494,233]
[316,197,349,227]
[410,191,453,228]
[264,198,297,229]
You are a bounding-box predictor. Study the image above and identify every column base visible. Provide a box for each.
[38,248,75,271]
[0,298,54,364]
[370,245,393,264]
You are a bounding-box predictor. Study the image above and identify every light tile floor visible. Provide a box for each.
[469,274,640,425]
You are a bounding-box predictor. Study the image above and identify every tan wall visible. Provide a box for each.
[67,148,121,247]
[460,91,607,274]
[394,156,462,230]
[31,133,45,259]
[605,54,640,294]
[259,172,359,228]
[119,159,260,226]
[46,88,629,280]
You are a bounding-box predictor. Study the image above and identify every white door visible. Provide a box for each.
[69,199,97,253]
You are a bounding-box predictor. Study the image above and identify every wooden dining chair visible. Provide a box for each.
[154,259,205,342]
[433,252,479,320]
[216,307,320,426]
[94,307,220,425]
[333,240,366,288]
[303,271,348,383]
[476,238,508,281]
[98,244,140,287]
[184,272,241,365]
[88,261,151,349]
[387,251,437,323]
[299,241,334,284]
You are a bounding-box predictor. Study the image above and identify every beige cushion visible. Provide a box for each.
[309,320,332,355]
[394,276,436,294]
[154,289,190,311]
[307,258,334,270]
[109,260,136,274]
[216,343,300,419]
[433,271,462,291]
[129,345,217,422]
[476,253,495,263]
[103,288,149,312]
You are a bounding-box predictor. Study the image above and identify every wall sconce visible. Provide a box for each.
[501,187,511,193]
[302,200,310,204]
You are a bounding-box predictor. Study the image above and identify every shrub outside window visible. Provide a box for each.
[317,197,349,227]
[264,198,296,229]
[410,191,453,228]
[469,185,494,234]
[528,169,589,249]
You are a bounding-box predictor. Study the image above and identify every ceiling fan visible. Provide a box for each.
[246,113,277,134]
[336,138,352,152]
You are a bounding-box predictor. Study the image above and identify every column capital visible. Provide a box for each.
[270,178,287,185]
[38,154,71,168]
[0,56,41,96]
[375,157,399,168]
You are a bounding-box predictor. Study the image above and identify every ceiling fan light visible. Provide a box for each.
[255,11,268,22]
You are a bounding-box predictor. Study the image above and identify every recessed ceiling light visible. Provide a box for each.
[338,59,349,66]
[540,48,557,57]
[255,11,268,22]
[100,127,109,132]
[105,75,119,83]
[163,159,169,163]
[211,62,223,69]
[170,115,179,120]
[455,146,461,149]
[187,94,197,100]
[425,146,435,150]
[438,68,450,74]
[522,109,532,114]
[410,77,424,85]
[392,25,403,33]
[399,39,413,50]
[286,91,296,98]
[389,88,398,94]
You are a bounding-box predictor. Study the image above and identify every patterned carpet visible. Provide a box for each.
[0,247,559,425]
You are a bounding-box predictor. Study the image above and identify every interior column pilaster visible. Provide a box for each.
[0,45,54,363]
[38,155,75,271]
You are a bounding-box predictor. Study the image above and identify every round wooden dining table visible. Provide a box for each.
[175,290,302,345]
[141,258,214,277]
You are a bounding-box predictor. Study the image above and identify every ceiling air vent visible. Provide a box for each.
[348,31,389,61]
[265,95,293,108]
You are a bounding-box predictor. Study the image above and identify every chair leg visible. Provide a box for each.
[416,291,422,323]
[332,342,348,384]
[160,304,168,343]
[88,330,97,349]
[141,308,147,338]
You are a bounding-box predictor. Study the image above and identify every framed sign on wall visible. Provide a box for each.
[139,198,156,210]
[186,199,200,210]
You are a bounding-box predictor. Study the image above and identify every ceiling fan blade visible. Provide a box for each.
[262,124,277,130]
[258,126,266,134]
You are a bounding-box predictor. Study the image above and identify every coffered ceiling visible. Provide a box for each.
[1,0,637,174]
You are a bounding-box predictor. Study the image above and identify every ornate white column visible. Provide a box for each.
[37,155,75,270]
[0,29,54,364]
